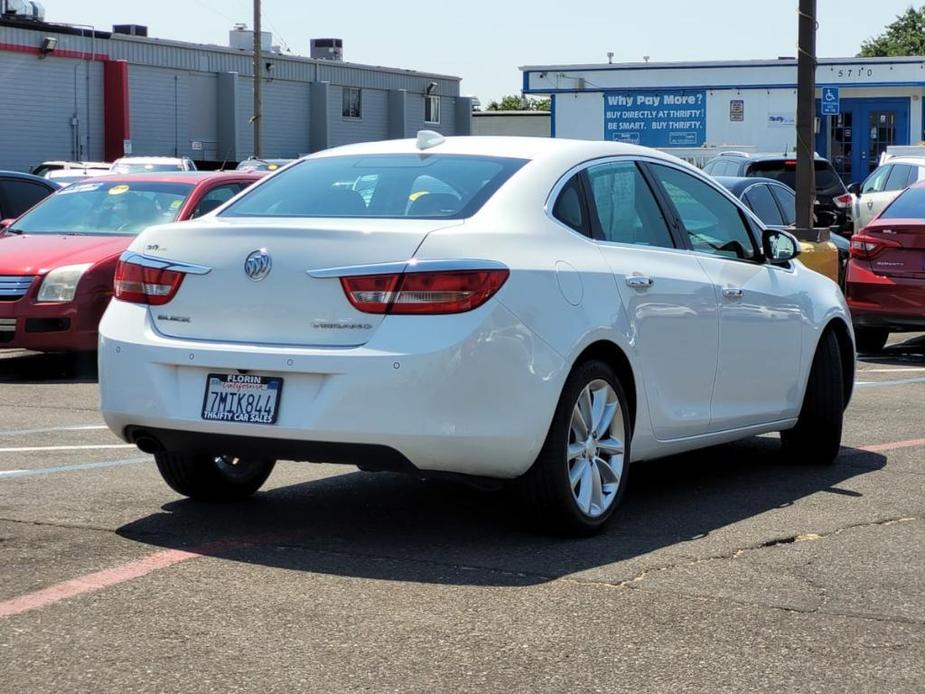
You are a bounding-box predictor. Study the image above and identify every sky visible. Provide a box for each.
[37,0,924,102]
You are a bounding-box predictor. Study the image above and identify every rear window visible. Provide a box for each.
[746,160,844,192]
[879,186,925,219]
[221,154,527,219]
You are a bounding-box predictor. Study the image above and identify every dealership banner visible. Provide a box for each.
[604,90,707,147]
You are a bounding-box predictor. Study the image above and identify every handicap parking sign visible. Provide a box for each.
[821,87,839,116]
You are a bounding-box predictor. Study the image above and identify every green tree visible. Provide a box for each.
[858,6,925,56]
[485,94,551,111]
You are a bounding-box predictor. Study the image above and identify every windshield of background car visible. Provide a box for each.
[10,181,193,235]
[879,185,925,219]
[746,160,845,193]
[110,163,185,174]
[220,154,528,219]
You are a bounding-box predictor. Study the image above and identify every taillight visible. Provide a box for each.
[113,259,185,305]
[341,269,509,315]
[849,234,901,260]
[833,193,853,208]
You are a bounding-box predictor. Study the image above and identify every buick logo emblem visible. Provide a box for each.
[244,249,272,281]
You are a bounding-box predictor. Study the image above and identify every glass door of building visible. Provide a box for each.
[816,97,910,186]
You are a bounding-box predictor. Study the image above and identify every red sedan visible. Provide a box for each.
[846,180,925,352]
[0,172,264,353]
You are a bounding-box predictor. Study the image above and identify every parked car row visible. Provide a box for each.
[0,171,263,352]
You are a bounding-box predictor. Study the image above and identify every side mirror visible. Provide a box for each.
[0,218,14,232]
[763,228,801,264]
[846,182,860,196]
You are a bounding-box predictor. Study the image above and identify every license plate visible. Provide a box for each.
[201,373,283,425]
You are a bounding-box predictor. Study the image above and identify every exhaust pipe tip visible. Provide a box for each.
[132,434,164,455]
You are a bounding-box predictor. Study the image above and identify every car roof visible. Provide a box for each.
[0,170,61,187]
[111,156,191,164]
[713,176,795,195]
[877,156,925,166]
[712,152,829,163]
[307,135,687,167]
[63,171,264,185]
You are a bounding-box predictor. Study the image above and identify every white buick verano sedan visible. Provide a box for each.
[99,134,854,534]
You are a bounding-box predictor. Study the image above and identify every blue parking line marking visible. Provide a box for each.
[0,458,150,479]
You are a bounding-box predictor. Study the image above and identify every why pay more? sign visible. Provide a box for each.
[604,90,707,147]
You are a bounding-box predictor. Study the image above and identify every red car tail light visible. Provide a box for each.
[114,258,185,306]
[849,234,901,260]
[341,269,509,315]
[833,193,853,208]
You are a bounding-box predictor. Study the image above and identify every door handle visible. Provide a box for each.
[722,287,744,298]
[625,276,654,289]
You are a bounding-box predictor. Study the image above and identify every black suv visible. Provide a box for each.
[703,152,849,230]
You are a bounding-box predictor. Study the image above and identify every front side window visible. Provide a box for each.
[9,181,193,235]
[221,154,526,220]
[191,183,243,218]
[586,161,674,247]
[425,95,440,124]
[743,184,784,227]
[650,164,756,261]
[862,165,891,194]
[342,87,362,119]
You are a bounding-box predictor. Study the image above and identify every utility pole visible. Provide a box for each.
[795,0,816,233]
[252,0,262,158]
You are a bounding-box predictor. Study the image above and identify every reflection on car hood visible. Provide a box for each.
[0,233,131,274]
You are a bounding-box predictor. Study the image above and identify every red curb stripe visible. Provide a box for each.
[0,534,279,619]
[858,437,925,453]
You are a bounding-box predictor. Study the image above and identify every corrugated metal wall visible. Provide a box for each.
[0,23,464,169]
[0,52,103,171]
[327,86,389,147]
[262,80,311,157]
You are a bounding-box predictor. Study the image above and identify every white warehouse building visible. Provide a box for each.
[522,57,925,184]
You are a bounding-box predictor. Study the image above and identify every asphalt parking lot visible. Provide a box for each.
[0,338,923,694]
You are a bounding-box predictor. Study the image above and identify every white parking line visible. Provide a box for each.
[861,368,925,373]
[856,377,925,387]
[0,444,135,453]
[0,424,108,437]
[0,458,149,479]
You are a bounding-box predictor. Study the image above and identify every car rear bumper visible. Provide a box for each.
[98,300,567,479]
[846,260,925,330]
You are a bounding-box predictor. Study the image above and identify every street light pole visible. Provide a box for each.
[795,0,816,233]
[253,0,262,158]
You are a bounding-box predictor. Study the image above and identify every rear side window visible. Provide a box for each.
[585,161,674,247]
[0,179,53,218]
[650,164,757,261]
[770,185,796,225]
[552,174,588,235]
[743,184,784,226]
[879,185,925,219]
[885,164,916,191]
[221,154,526,220]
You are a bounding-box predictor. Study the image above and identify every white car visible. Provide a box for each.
[99,134,855,534]
[110,156,197,174]
[838,156,925,233]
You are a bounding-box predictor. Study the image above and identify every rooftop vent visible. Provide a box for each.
[1,0,45,21]
[311,38,343,61]
[112,24,148,37]
[229,24,272,52]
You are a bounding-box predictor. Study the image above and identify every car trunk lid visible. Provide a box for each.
[861,218,925,278]
[133,217,463,346]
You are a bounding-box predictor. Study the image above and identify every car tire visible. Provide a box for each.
[854,326,889,354]
[154,452,276,501]
[781,330,844,464]
[517,359,631,536]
